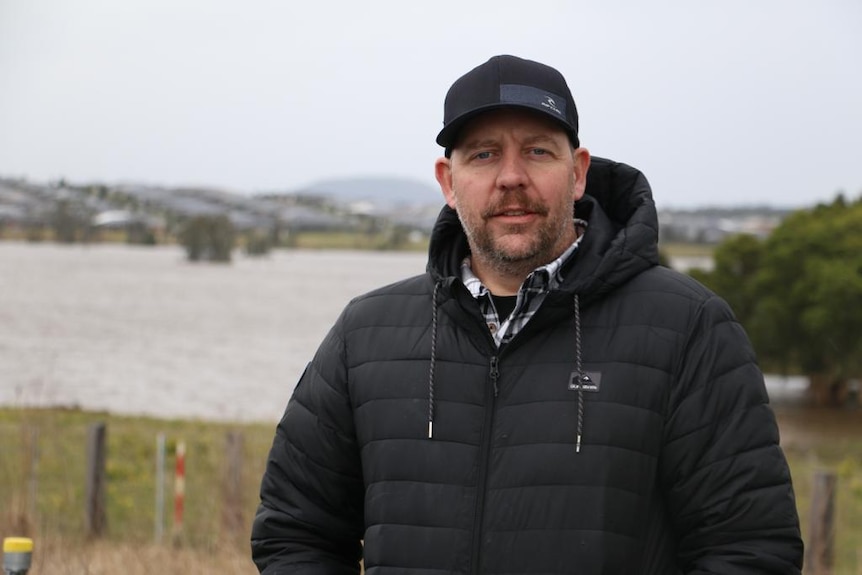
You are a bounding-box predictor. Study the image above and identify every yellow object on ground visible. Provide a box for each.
[3,537,33,574]
[3,538,33,553]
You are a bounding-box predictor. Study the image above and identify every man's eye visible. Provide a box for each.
[473,151,493,160]
[530,148,548,156]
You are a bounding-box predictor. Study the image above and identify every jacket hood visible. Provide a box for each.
[426,156,660,302]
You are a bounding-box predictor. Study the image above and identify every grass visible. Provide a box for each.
[2,406,860,573]
[287,230,428,252]
[658,241,716,258]
[1,230,715,260]
[17,537,256,575]
[0,229,429,251]
[774,406,862,573]
[0,408,274,553]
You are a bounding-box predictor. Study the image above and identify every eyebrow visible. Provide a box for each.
[521,134,560,147]
[459,138,499,153]
[460,133,561,153]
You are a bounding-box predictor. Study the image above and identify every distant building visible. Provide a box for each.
[658,208,788,244]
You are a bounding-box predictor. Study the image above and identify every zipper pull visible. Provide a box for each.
[490,356,500,398]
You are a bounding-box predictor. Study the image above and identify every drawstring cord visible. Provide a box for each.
[427,281,440,439]
[574,294,585,453]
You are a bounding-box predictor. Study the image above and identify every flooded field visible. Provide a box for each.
[0,241,817,423]
[0,242,426,422]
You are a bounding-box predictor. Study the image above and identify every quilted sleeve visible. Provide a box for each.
[661,295,803,574]
[251,312,365,575]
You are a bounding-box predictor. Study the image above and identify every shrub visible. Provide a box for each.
[243,231,272,257]
[179,215,235,263]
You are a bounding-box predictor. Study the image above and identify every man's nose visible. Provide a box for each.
[495,151,529,191]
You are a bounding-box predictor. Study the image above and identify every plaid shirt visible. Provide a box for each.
[461,219,588,347]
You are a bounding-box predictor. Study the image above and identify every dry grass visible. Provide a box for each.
[21,536,256,575]
[1,407,272,573]
[3,406,862,573]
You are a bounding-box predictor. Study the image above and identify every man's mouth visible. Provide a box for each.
[487,206,544,219]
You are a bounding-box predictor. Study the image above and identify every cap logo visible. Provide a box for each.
[499,84,567,119]
[541,96,562,116]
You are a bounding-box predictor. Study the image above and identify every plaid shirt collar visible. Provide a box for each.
[461,218,587,347]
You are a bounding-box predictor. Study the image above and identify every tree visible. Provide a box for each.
[692,196,862,405]
[690,233,763,325]
[243,230,272,256]
[179,215,235,263]
[52,199,91,243]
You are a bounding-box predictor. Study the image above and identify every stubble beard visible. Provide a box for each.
[458,195,575,280]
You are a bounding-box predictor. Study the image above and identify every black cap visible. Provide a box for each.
[436,55,579,151]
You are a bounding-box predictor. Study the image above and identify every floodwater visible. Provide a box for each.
[0,242,807,423]
[0,242,426,422]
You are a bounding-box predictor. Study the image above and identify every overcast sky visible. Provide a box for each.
[1,0,859,208]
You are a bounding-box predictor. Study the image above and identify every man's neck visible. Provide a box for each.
[469,259,527,296]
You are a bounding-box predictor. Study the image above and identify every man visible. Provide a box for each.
[252,55,803,574]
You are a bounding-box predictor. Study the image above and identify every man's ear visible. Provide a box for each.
[572,148,591,201]
[435,157,457,209]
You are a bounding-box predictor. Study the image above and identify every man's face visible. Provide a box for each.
[435,108,590,281]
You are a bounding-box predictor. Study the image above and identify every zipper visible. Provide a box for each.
[489,356,500,398]
[470,354,500,574]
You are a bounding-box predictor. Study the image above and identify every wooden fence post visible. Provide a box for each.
[27,426,38,527]
[172,441,186,545]
[222,431,244,539]
[14,425,39,535]
[805,470,837,575]
[154,433,166,544]
[85,422,107,538]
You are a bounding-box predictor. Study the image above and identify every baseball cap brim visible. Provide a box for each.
[436,102,578,150]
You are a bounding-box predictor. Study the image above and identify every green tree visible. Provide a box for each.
[693,196,862,404]
[690,233,763,325]
[243,230,272,256]
[751,198,862,379]
[179,215,235,263]
[52,199,90,243]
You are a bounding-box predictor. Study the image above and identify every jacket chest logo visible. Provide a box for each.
[568,371,602,392]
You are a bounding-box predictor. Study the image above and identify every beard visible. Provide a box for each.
[456,190,576,279]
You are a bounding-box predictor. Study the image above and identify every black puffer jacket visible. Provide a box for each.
[252,157,803,574]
